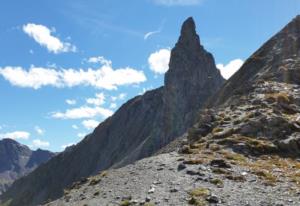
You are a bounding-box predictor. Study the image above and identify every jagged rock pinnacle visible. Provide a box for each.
[177,17,201,50]
[163,17,224,142]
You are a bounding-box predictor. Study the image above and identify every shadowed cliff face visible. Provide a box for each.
[163,17,224,143]
[0,139,54,195]
[0,17,224,206]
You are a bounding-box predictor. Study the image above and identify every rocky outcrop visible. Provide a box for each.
[0,138,54,194]
[163,17,224,143]
[0,17,224,206]
[208,15,300,107]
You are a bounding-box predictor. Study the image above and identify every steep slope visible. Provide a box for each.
[0,138,54,195]
[45,15,300,206]
[0,17,224,206]
[208,15,300,107]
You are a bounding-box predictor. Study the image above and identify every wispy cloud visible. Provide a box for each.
[77,133,86,138]
[152,0,203,6]
[82,119,99,130]
[61,142,75,150]
[32,139,50,148]
[144,30,160,40]
[217,59,244,80]
[23,23,77,54]
[86,93,105,106]
[0,57,146,90]
[51,106,113,120]
[0,131,30,140]
[72,124,79,130]
[66,99,77,105]
[144,19,165,40]
[111,93,127,102]
[34,126,44,135]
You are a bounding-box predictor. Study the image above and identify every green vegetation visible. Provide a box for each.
[120,200,131,206]
[210,178,224,187]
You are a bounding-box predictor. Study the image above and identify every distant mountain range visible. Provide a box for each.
[0,138,55,195]
[2,15,300,206]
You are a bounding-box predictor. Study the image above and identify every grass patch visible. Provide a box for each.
[188,197,208,206]
[189,187,211,197]
[210,178,224,187]
[265,92,291,104]
[120,200,131,206]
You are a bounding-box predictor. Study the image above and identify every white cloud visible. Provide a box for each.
[87,56,112,66]
[34,126,44,135]
[72,124,79,130]
[144,30,160,40]
[139,86,154,95]
[111,96,118,102]
[148,49,171,74]
[111,93,127,102]
[118,93,127,100]
[217,59,244,80]
[0,66,60,89]
[110,103,117,109]
[66,99,76,105]
[86,93,105,106]
[0,57,146,90]
[23,23,76,54]
[82,119,99,130]
[32,139,50,148]
[51,106,113,119]
[61,143,75,150]
[0,131,30,140]
[77,133,85,138]
[152,0,202,6]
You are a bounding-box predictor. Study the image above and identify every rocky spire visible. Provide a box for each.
[163,17,224,142]
[176,17,201,51]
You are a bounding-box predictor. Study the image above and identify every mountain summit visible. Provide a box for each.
[164,17,224,142]
[0,138,54,195]
[0,17,224,206]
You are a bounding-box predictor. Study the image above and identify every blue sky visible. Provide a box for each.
[0,0,299,152]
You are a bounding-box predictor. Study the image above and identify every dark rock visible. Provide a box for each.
[277,133,300,155]
[177,163,187,171]
[210,159,231,168]
[170,188,178,193]
[145,196,151,202]
[186,170,204,176]
[206,195,219,203]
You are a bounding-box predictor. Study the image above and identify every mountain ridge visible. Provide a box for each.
[0,138,54,195]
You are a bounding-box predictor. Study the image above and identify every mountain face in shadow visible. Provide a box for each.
[0,138,54,195]
[0,17,224,206]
